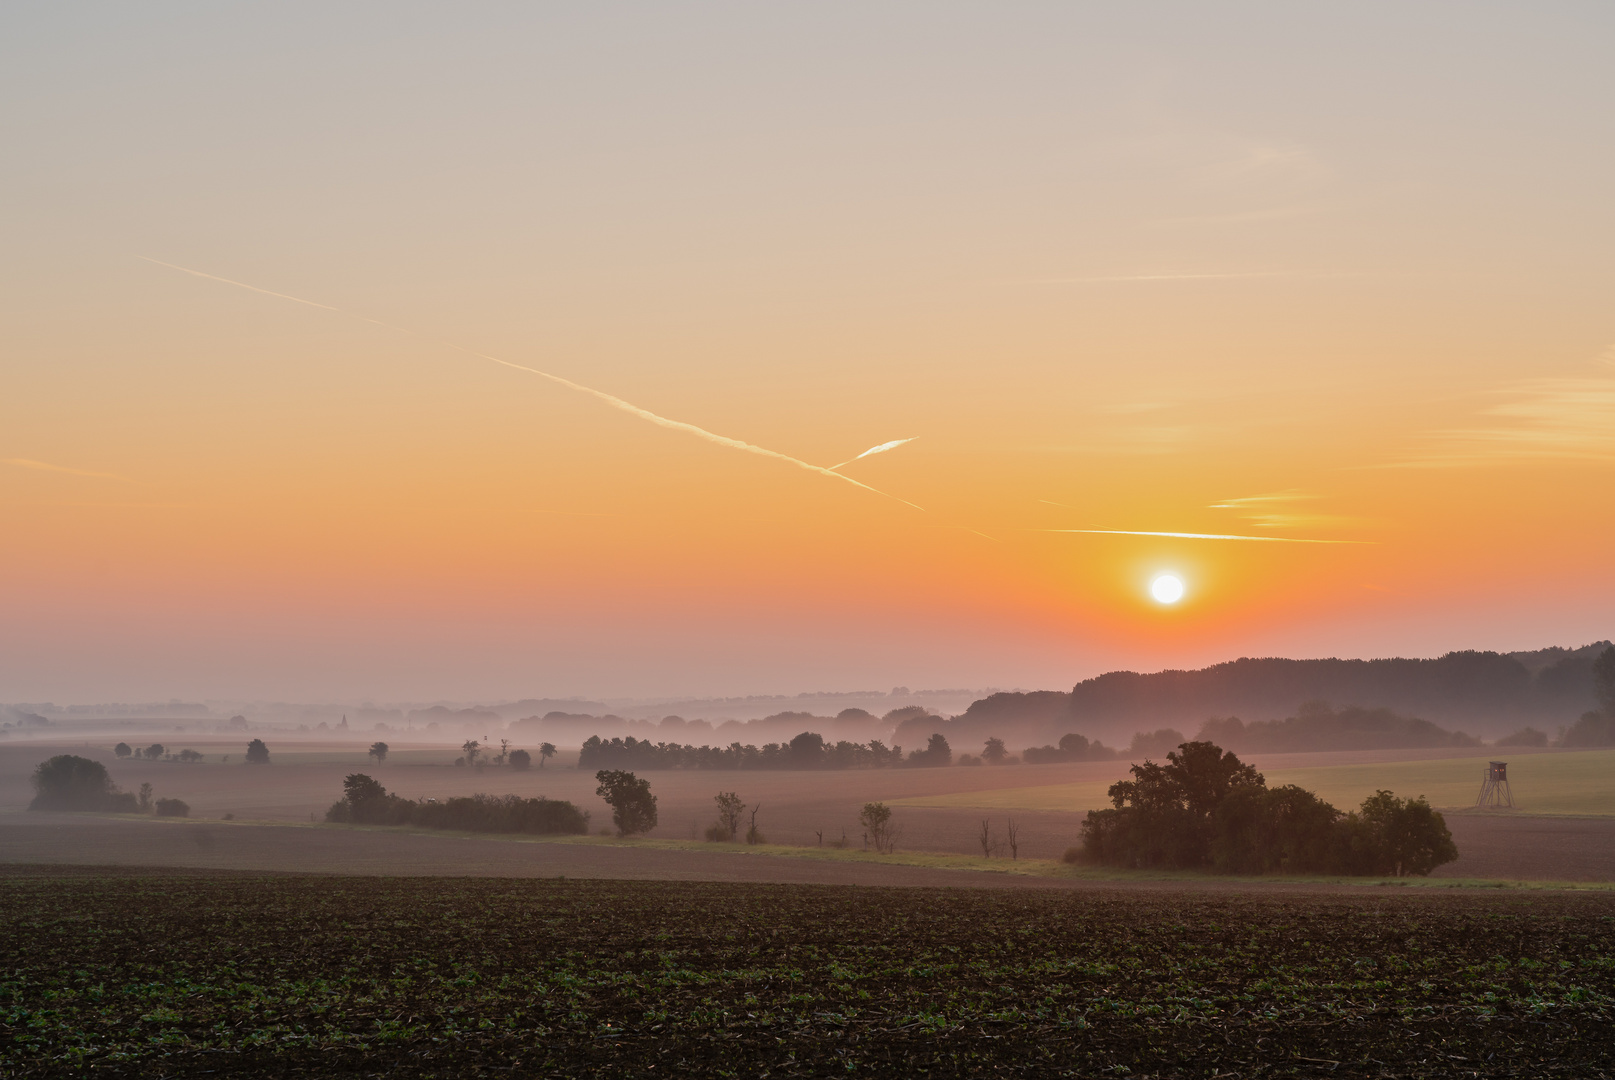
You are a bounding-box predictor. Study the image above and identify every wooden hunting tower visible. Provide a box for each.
[1475,760,1513,809]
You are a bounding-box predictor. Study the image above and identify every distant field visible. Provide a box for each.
[895,748,1615,817]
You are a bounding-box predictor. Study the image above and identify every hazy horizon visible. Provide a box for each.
[4,3,1612,703]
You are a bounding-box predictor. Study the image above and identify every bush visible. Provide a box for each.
[29,755,133,812]
[860,802,895,853]
[1061,846,1083,865]
[1561,711,1614,747]
[245,739,270,764]
[509,749,532,770]
[704,823,731,842]
[414,794,589,834]
[154,798,190,818]
[114,743,132,758]
[906,733,952,768]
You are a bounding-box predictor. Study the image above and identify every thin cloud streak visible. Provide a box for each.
[3,457,129,481]
[829,437,916,471]
[141,257,924,512]
[1041,529,1368,544]
[1384,365,1615,468]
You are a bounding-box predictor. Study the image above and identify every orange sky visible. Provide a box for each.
[2,4,1612,701]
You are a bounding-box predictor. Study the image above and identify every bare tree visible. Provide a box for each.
[1006,818,1019,860]
[745,804,764,845]
[978,818,994,857]
[713,791,745,841]
[497,739,511,766]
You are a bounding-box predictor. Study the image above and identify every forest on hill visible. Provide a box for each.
[898,643,1612,751]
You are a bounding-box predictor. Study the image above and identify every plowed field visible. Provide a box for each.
[5,868,1615,1077]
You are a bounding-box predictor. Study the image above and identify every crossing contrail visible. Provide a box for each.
[829,437,916,471]
[139,257,924,512]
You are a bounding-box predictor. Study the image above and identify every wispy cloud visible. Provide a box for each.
[1040,528,1368,545]
[1388,360,1615,467]
[141,257,924,512]
[1208,490,1363,530]
[1021,269,1359,285]
[3,458,129,481]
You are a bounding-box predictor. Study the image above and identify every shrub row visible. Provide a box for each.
[325,774,588,835]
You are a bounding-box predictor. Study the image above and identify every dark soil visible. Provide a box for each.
[4,868,1615,1077]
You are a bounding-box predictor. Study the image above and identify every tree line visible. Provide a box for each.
[1078,741,1458,877]
[577,731,958,770]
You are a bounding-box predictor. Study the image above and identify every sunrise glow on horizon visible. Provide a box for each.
[2,4,1612,703]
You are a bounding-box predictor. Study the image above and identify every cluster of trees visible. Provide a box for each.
[1078,741,1458,877]
[453,739,557,769]
[113,743,206,763]
[1023,733,1117,764]
[324,773,588,834]
[29,755,187,817]
[1197,703,1480,754]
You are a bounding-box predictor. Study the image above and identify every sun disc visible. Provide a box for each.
[1150,574,1185,604]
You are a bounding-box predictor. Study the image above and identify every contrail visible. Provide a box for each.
[3,457,128,481]
[1041,529,1368,544]
[829,437,916,471]
[139,257,923,512]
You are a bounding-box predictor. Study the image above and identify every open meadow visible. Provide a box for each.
[5,739,1615,883]
[894,748,1615,817]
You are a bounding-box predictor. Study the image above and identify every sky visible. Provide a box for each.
[3,2,1613,703]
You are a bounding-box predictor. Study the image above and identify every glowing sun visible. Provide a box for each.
[1150,574,1185,604]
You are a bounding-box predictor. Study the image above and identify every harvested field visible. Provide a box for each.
[4,867,1615,1077]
